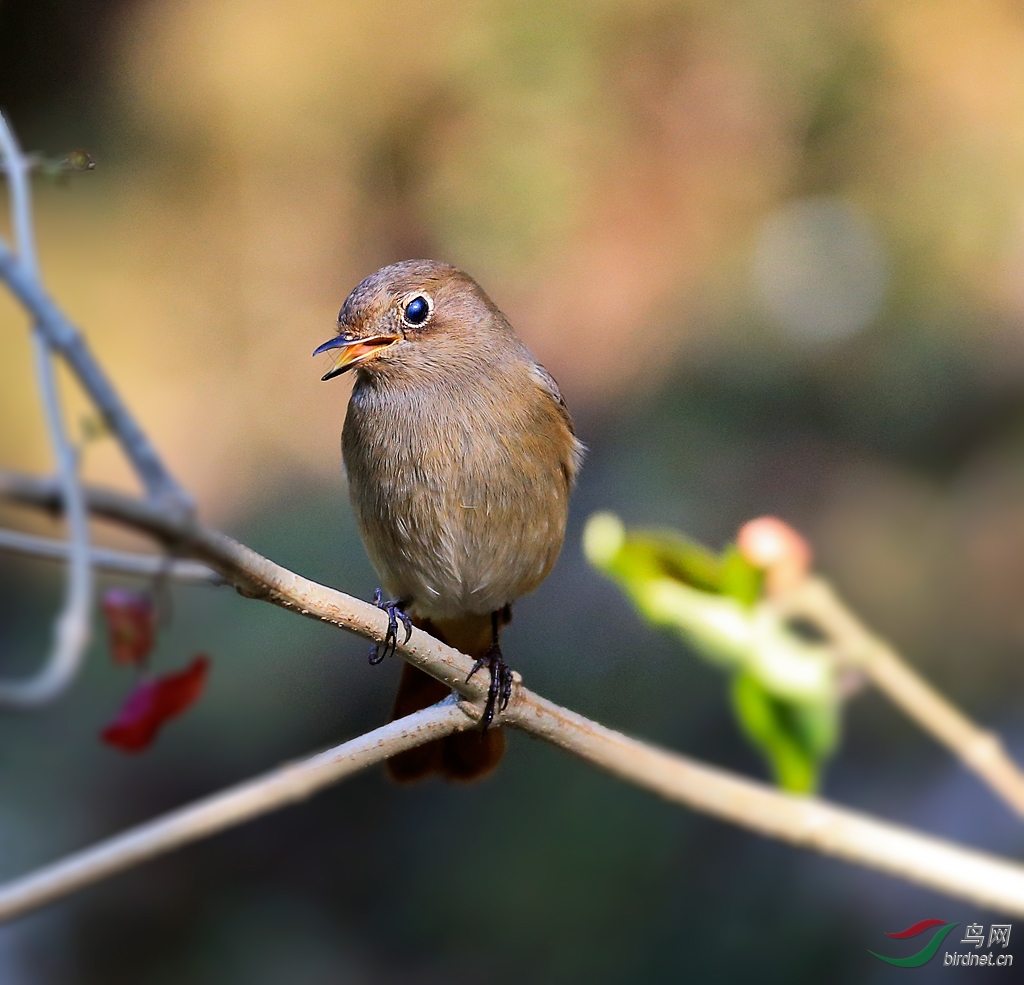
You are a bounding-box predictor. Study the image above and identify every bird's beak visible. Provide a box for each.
[313,333,400,380]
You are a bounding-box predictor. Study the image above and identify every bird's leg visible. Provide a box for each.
[368,589,412,665]
[466,610,514,731]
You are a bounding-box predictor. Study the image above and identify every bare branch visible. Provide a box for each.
[5,468,1024,916]
[774,577,1024,819]
[0,113,93,706]
[506,692,1024,914]
[0,470,191,546]
[0,528,222,584]
[0,148,191,518]
[0,469,508,702]
[0,699,472,922]
[3,664,1024,922]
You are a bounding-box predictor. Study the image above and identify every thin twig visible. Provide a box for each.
[5,468,1024,915]
[0,147,190,518]
[0,113,93,706]
[0,699,472,921]
[774,576,1024,819]
[0,528,222,584]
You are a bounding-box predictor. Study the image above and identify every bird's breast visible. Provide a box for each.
[341,370,574,619]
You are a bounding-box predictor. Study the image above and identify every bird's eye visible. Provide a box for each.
[403,295,431,327]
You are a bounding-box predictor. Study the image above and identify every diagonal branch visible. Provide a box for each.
[773,577,1024,819]
[0,468,497,701]
[16,469,1023,818]
[5,467,1024,917]
[0,112,93,706]
[0,153,191,518]
[2,668,1024,922]
[505,692,1024,914]
[0,699,473,921]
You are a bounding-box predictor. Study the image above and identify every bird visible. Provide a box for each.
[315,259,583,781]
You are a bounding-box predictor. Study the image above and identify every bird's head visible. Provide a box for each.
[314,259,512,381]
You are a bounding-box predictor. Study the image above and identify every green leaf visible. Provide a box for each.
[729,672,838,793]
[583,512,724,593]
[719,545,764,606]
[583,511,842,791]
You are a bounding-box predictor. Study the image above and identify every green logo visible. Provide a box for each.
[869,919,958,967]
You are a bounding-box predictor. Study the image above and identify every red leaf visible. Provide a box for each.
[101,588,156,666]
[101,656,210,752]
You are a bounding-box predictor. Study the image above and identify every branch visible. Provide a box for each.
[0,132,190,518]
[0,469,500,701]
[0,528,223,584]
[0,699,472,921]
[774,577,1024,818]
[505,693,1024,914]
[5,468,1024,917]
[0,113,93,706]
[2,671,1024,923]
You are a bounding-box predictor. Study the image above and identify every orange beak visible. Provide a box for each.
[313,333,400,380]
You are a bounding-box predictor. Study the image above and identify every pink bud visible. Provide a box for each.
[737,516,812,594]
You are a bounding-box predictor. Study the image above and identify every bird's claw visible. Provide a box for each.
[369,589,412,665]
[466,644,513,731]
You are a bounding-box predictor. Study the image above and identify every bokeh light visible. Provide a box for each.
[753,196,888,344]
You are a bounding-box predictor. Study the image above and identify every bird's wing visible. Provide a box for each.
[531,363,575,434]
[530,362,586,483]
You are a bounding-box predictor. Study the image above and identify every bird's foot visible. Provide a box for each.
[368,589,412,665]
[466,643,513,731]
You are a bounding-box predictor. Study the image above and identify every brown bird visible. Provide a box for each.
[315,259,583,781]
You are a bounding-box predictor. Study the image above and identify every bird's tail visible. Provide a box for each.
[385,613,506,783]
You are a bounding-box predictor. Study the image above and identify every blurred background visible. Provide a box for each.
[2,0,1024,980]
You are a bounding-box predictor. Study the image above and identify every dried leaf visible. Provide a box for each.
[101,588,156,666]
